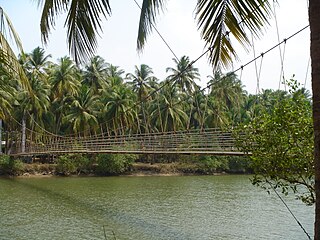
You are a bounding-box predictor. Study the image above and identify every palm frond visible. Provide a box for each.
[137,0,167,51]
[38,0,111,64]
[196,0,271,69]
[0,8,31,92]
[38,0,67,39]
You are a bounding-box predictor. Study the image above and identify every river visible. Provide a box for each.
[0,175,314,239]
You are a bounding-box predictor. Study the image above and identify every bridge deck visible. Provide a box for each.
[7,128,248,156]
[12,150,249,156]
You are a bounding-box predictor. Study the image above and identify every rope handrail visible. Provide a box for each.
[6,128,243,156]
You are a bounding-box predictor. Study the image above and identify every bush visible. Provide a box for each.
[95,154,136,175]
[227,156,251,173]
[198,156,229,173]
[72,154,91,174]
[55,155,77,175]
[0,155,24,176]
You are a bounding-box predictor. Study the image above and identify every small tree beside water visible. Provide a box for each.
[235,80,314,204]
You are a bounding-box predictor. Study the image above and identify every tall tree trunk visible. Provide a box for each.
[0,119,2,154]
[21,114,26,153]
[309,0,320,239]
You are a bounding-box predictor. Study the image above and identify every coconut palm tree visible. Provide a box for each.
[106,64,125,87]
[126,64,157,133]
[49,56,81,133]
[102,84,137,135]
[62,87,100,135]
[0,67,16,154]
[82,55,109,94]
[50,56,81,100]
[166,56,200,95]
[150,83,188,132]
[23,46,52,82]
[126,64,157,102]
[208,71,246,124]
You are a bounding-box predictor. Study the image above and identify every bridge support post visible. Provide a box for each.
[21,115,26,153]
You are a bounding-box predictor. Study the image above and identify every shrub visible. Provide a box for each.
[0,155,24,176]
[227,156,251,173]
[55,155,77,175]
[72,154,91,174]
[198,156,229,174]
[95,154,136,175]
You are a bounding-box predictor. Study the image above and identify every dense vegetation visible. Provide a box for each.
[1,47,294,138]
[0,47,314,204]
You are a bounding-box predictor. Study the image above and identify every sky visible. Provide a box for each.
[0,0,311,94]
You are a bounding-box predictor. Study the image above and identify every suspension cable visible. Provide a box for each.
[155,25,309,130]
[266,180,312,240]
[132,0,180,63]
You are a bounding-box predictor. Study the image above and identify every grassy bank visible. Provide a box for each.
[0,154,252,177]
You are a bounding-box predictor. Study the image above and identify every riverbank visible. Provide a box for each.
[4,162,244,178]
[0,154,251,177]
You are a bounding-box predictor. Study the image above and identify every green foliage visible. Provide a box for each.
[95,154,136,176]
[235,80,314,204]
[199,156,229,173]
[56,155,77,175]
[56,154,92,175]
[227,156,251,173]
[72,154,91,174]
[0,155,24,175]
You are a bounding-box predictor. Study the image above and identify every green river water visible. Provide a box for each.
[0,175,314,239]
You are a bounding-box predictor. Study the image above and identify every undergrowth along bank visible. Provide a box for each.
[0,153,251,176]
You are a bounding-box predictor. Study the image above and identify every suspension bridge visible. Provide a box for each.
[4,128,245,156]
[1,6,310,158]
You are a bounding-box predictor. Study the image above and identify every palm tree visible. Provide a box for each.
[208,71,246,124]
[49,56,81,133]
[126,64,157,133]
[150,83,188,132]
[102,84,137,135]
[126,64,157,102]
[0,67,16,154]
[106,64,125,88]
[50,56,81,100]
[166,56,200,95]
[82,55,109,94]
[62,87,100,135]
[23,47,52,81]
[15,48,52,152]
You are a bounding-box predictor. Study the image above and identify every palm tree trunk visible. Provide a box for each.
[0,119,2,154]
[309,0,320,239]
[21,114,26,153]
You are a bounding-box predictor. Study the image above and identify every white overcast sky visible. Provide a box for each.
[1,0,311,94]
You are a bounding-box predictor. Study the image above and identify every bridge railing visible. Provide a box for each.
[8,128,244,156]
